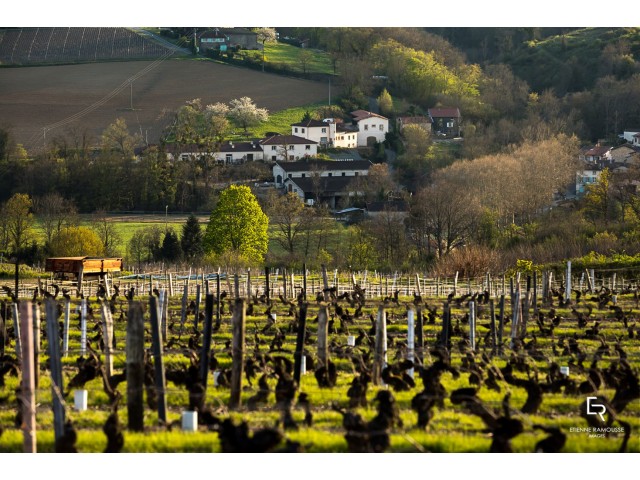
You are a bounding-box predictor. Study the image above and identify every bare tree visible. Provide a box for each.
[34,193,78,249]
[90,210,123,257]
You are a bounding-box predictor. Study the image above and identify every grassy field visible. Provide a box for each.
[0,282,638,453]
[262,42,334,75]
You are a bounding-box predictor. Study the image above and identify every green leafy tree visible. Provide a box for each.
[49,226,104,257]
[1,193,36,296]
[181,213,204,261]
[101,117,141,159]
[203,185,268,265]
[377,88,394,116]
[584,168,612,225]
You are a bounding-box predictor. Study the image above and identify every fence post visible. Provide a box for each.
[302,263,307,301]
[416,306,424,364]
[45,299,65,445]
[126,302,145,432]
[247,268,252,299]
[498,295,505,355]
[265,267,270,303]
[565,261,572,303]
[293,304,307,386]
[194,284,201,330]
[80,298,87,356]
[229,299,246,410]
[372,306,387,385]
[453,271,459,296]
[180,282,188,332]
[317,305,329,369]
[62,299,70,357]
[407,308,415,378]
[19,301,36,453]
[101,301,114,378]
[200,294,214,389]
[12,302,21,360]
[149,296,167,425]
[282,268,287,298]
[533,271,538,316]
[469,301,476,351]
[168,273,174,297]
[489,299,497,355]
[32,303,40,388]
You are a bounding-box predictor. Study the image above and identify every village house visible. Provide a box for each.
[213,140,263,164]
[579,144,612,163]
[197,27,258,52]
[396,115,432,134]
[260,134,318,161]
[273,158,372,208]
[428,107,462,137]
[350,110,389,147]
[622,128,640,144]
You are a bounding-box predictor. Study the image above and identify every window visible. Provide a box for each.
[342,172,345,176]
[294,127,298,133]
[271,146,277,150]
[379,125,384,131]
[289,155,294,160]
[288,145,294,150]
[322,128,326,133]
[372,124,376,128]
[288,173,292,178]
[225,154,232,162]
[301,173,306,178]
[328,172,333,177]
[272,155,277,161]
[301,128,305,133]
[305,145,311,150]
[364,124,368,130]
[355,172,359,176]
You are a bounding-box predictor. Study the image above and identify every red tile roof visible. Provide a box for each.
[259,134,317,145]
[428,107,461,118]
[350,110,388,122]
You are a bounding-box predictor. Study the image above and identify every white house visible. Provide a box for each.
[273,159,372,187]
[580,145,612,163]
[333,124,358,148]
[576,166,604,196]
[259,135,317,162]
[213,140,263,164]
[634,133,640,147]
[622,129,640,143]
[291,119,335,146]
[350,110,389,147]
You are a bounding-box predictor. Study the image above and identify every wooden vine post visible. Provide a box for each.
[293,304,307,386]
[45,298,65,445]
[407,308,415,378]
[317,305,329,369]
[321,264,330,301]
[372,306,387,385]
[62,298,71,357]
[31,302,40,388]
[126,302,145,432]
[12,302,21,360]
[416,306,424,364]
[101,301,114,378]
[199,294,214,389]
[229,299,246,409]
[19,301,36,452]
[149,295,167,425]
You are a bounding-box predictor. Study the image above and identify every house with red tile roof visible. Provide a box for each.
[428,107,462,138]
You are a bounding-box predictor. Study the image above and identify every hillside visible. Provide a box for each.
[429,27,640,95]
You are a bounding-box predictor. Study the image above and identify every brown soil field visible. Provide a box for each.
[0,59,334,151]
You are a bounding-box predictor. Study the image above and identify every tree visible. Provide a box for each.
[377,88,394,117]
[298,49,313,74]
[203,185,268,265]
[181,214,204,261]
[254,27,277,72]
[90,210,123,257]
[0,193,36,297]
[33,193,78,251]
[101,117,141,158]
[584,168,612,225]
[127,226,162,269]
[265,190,317,265]
[49,226,104,257]
[395,124,434,191]
[160,228,182,263]
[228,97,269,135]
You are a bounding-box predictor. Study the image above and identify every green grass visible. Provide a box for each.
[263,42,334,75]
[228,103,331,140]
[233,41,334,76]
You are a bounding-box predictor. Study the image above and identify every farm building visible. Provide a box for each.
[350,110,389,147]
[45,256,123,289]
[428,107,462,138]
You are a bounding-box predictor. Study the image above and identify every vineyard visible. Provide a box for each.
[0,267,638,454]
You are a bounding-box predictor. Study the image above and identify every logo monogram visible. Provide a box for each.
[586,397,606,422]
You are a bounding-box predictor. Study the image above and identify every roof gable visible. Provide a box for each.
[350,110,388,122]
[428,107,461,118]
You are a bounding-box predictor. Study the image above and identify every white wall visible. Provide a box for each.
[291,123,335,145]
[356,117,388,146]
[264,143,317,162]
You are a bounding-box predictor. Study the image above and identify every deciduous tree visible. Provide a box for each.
[228,97,269,135]
[49,226,104,257]
[203,185,268,265]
